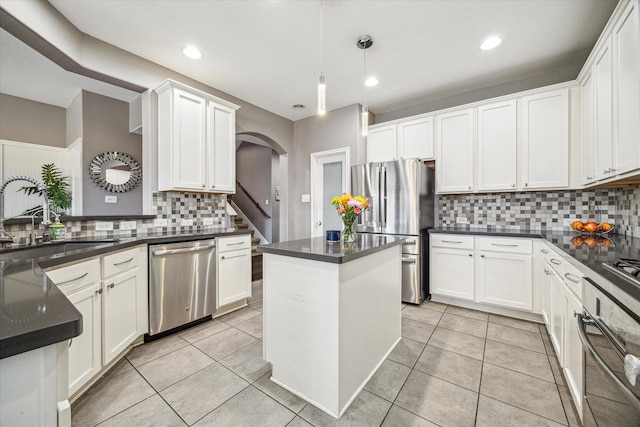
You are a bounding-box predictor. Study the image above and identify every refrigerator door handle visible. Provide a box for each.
[376,165,382,231]
[382,166,388,228]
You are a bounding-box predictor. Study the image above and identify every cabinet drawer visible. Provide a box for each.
[477,237,532,254]
[46,258,100,294]
[217,235,251,253]
[102,247,140,278]
[430,234,474,250]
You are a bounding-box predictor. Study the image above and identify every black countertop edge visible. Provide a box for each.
[4,214,157,225]
[0,228,252,360]
[258,235,405,264]
[429,228,544,239]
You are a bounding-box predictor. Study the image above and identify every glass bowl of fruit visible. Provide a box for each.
[570,221,613,234]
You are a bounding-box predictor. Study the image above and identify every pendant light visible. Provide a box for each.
[357,35,373,136]
[317,0,326,115]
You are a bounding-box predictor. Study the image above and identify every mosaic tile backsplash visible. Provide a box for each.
[3,192,228,243]
[3,185,639,244]
[438,185,639,237]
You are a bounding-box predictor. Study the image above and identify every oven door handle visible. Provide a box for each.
[577,314,640,413]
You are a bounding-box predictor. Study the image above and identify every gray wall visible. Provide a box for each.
[291,104,366,239]
[374,64,582,123]
[66,91,82,144]
[235,142,273,241]
[82,90,142,215]
[0,93,66,147]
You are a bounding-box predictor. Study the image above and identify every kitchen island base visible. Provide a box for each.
[262,241,402,419]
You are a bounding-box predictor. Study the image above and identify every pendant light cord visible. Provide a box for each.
[320,0,323,74]
[363,47,367,105]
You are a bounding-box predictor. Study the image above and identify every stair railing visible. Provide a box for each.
[235,180,271,219]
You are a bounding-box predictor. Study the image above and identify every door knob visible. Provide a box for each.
[317,221,322,226]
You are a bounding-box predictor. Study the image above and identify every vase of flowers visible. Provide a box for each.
[330,193,370,243]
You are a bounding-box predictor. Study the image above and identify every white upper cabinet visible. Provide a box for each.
[593,38,614,181]
[397,116,434,160]
[580,0,640,184]
[367,124,397,163]
[581,74,596,184]
[367,117,434,163]
[207,101,236,193]
[476,100,517,191]
[436,109,474,193]
[521,89,569,190]
[612,0,640,176]
[156,79,240,193]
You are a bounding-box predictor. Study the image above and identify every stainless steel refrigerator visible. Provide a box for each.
[351,159,435,304]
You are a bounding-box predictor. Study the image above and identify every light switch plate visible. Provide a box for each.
[120,221,136,230]
[181,218,194,227]
[153,218,168,227]
[456,217,468,224]
[95,221,114,231]
[203,218,214,226]
[301,194,311,203]
[105,195,117,203]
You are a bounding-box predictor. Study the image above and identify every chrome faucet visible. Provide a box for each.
[0,176,51,244]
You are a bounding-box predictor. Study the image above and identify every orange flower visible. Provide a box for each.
[338,207,345,214]
[354,207,361,214]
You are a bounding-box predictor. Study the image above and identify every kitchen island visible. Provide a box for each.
[258,234,404,419]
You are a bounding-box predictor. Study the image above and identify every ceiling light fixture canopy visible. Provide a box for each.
[480,36,502,50]
[357,35,373,137]
[182,46,202,59]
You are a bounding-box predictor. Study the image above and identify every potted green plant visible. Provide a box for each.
[19,163,72,217]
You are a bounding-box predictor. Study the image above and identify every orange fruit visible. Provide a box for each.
[598,222,612,233]
[571,221,584,231]
[571,236,584,247]
[583,222,598,233]
[585,236,597,248]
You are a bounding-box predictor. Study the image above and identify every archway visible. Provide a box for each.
[234,132,288,244]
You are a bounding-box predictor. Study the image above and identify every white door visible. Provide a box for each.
[310,148,350,238]
[103,268,140,365]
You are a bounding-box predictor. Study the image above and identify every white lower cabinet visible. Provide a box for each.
[564,289,584,418]
[102,268,141,365]
[46,245,147,398]
[66,283,102,396]
[430,235,475,300]
[548,265,567,362]
[431,235,534,313]
[476,251,532,311]
[217,235,252,308]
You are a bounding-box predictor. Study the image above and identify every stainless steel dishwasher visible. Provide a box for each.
[147,239,216,339]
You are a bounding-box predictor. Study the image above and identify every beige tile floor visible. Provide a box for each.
[71,280,582,426]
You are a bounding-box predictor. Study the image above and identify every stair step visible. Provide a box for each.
[236,223,249,229]
[234,216,244,223]
[251,237,260,243]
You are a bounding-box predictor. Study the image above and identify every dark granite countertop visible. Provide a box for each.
[258,234,405,264]
[430,227,640,309]
[0,228,252,359]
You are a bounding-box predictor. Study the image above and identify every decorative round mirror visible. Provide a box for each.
[89,152,141,193]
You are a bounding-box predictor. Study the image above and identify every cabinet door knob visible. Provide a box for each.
[108,283,115,289]
[524,183,528,187]
[511,184,515,188]
[95,289,103,295]
[480,254,485,258]
[587,176,593,180]
[468,186,471,190]
[317,220,322,226]
[202,184,206,188]
[468,253,473,257]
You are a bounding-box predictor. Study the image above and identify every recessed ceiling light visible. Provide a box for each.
[182,46,202,59]
[365,77,379,87]
[480,36,502,51]
[292,104,305,110]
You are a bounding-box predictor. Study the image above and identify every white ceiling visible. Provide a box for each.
[40,1,621,119]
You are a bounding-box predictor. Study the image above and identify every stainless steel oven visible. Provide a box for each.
[577,277,640,426]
